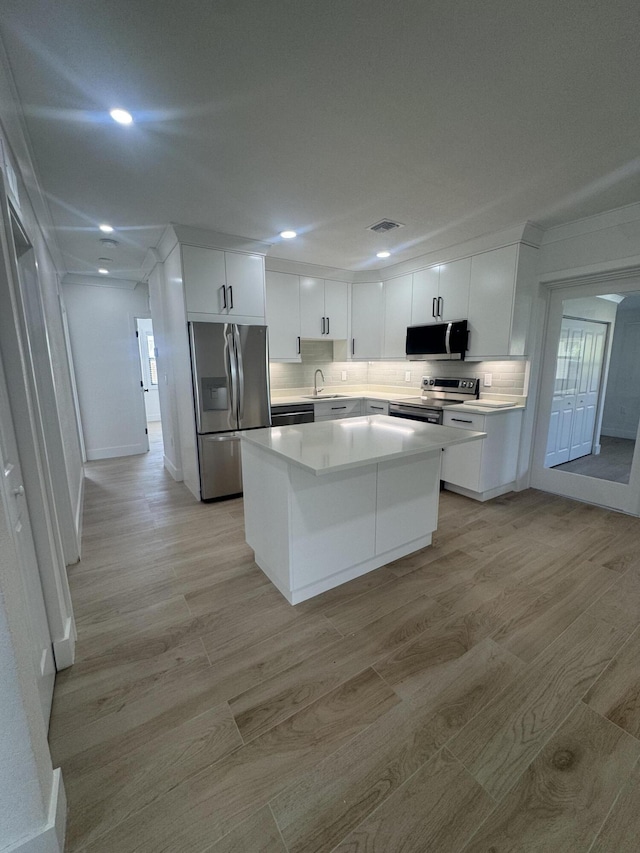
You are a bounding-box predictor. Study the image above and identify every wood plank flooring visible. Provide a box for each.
[50,423,640,852]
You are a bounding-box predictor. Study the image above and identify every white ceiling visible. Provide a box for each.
[1,0,639,279]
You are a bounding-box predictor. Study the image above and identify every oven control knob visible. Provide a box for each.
[429,378,435,385]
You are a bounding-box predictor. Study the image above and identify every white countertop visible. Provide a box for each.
[240,415,485,476]
[446,402,526,415]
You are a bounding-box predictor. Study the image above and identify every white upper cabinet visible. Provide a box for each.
[411,267,440,324]
[182,245,226,314]
[324,280,349,340]
[383,274,413,358]
[182,244,265,321]
[411,258,470,324]
[300,277,348,340]
[467,244,524,358]
[437,257,471,321]
[265,271,301,361]
[224,252,265,318]
[351,281,384,359]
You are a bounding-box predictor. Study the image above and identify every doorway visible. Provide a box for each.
[135,318,162,454]
[531,279,640,514]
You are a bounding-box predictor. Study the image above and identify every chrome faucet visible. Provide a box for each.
[314,368,325,396]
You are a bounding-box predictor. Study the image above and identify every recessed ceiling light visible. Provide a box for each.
[98,268,109,275]
[280,230,297,239]
[99,224,114,233]
[376,251,391,259]
[110,108,133,125]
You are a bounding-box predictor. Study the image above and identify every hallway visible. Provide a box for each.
[51,432,640,852]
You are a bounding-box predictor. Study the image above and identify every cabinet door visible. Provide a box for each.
[299,276,325,338]
[467,246,517,357]
[265,271,300,360]
[438,257,471,322]
[324,280,348,339]
[224,252,265,317]
[383,274,413,358]
[352,281,384,358]
[182,245,227,314]
[441,411,485,491]
[411,267,439,324]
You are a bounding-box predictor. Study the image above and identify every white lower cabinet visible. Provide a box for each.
[364,399,389,415]
[314,398,363,421]
[441,408,523,500]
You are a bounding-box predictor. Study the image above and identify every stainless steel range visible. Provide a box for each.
[389,376,480,424]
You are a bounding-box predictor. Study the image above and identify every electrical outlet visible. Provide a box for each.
[405,371,411,382]
[484,373,492,387]
[341,370,347,381]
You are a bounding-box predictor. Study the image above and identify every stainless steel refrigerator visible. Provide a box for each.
[189,321,271,500]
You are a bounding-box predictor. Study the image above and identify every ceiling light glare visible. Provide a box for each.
[110,108,133,125]
[98,268,109,275]
[99,224,114,233]
[280,230,297,239]
[376,251,391,259]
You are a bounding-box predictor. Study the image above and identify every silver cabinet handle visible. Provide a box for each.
[220,285,227,310]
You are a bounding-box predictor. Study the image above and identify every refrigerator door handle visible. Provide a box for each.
[224,327,238,428]
[233,324,245,423]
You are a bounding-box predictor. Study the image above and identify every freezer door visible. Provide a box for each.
[234,324,271,429]
[189,322,238,433]
[198,433,243,500]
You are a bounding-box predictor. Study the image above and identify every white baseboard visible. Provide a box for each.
[85,443,148,460]
[600,428,637,440]
[74,474,84,559]
[163,454,182,481]
[6,768,66,852]
[52,616,76,670]
[443,481,517,502]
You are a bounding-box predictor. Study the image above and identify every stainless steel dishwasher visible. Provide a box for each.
[270,403,314,426]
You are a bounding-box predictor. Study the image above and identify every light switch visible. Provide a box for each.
[405,371,411,382]
[484,373,492,387]
[341,371,347,381]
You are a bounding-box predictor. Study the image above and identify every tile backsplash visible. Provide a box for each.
[269,341,527,395]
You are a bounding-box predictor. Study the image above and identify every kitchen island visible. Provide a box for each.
[240,415,485,604]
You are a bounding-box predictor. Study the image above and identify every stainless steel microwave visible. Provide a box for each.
[405,320,469,360]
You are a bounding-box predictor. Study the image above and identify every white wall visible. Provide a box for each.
[602,303,640,439]
[147,263,182,479]
[63,281,151,460]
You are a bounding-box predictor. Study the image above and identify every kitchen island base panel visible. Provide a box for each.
[241,441,441,604]
[254,534,433,605]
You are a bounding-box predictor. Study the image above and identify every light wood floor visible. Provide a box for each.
[51,423,640,852]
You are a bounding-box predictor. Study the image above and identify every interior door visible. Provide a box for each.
[0,355,54,725]
[569,321,607,460]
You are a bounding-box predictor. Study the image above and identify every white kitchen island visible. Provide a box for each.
[240,415,485,604]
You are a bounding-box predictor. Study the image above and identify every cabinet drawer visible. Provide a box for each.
[314,399,362,419]
[365,399,389,415]
[443,410,486,431]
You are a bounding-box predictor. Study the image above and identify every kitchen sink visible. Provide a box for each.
[302,394,347,400]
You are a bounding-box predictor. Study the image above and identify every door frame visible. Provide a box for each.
[0,171,76,668]
[531,274,640,514]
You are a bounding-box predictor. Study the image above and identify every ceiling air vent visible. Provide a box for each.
[367,219,405,234]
